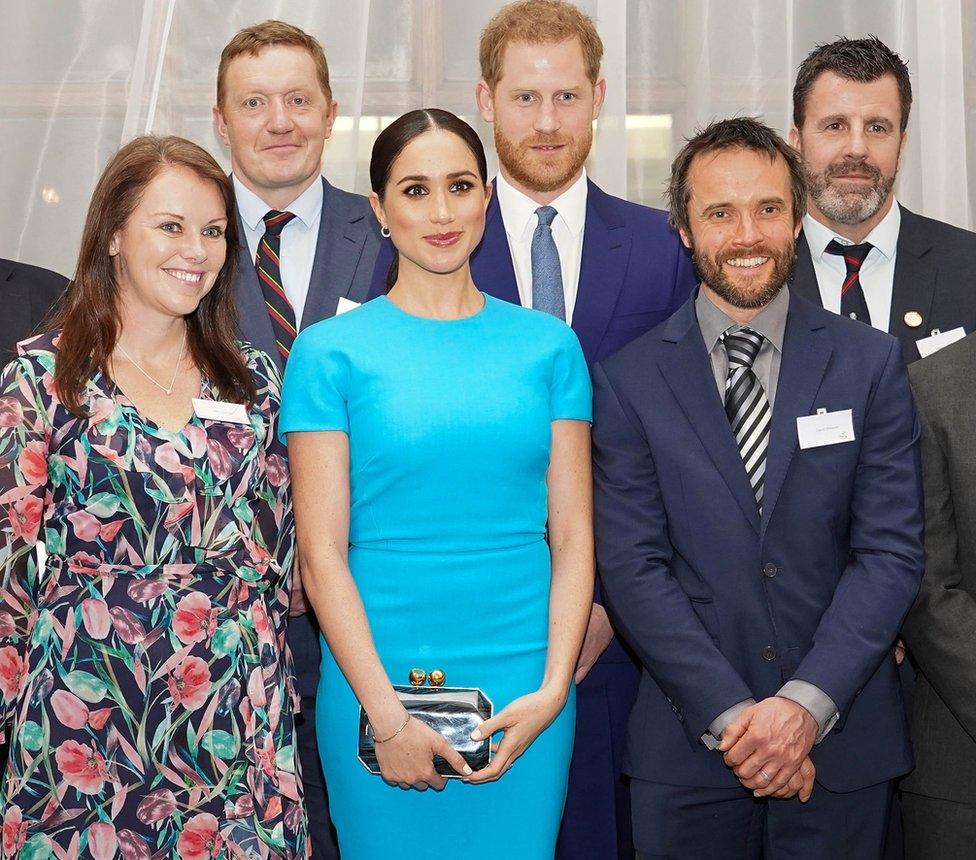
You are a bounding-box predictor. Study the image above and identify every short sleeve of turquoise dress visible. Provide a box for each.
[279,292,591,858]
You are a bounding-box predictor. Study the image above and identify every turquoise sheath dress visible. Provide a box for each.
[280,293,591,858]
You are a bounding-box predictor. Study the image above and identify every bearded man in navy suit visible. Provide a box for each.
[593,116,923,859]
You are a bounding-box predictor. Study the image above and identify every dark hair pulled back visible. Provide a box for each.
[369,109,488,290]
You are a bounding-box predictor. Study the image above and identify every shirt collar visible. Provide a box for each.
[232,175,323,232]
[696,284,790,355]
[494,168,589,242]
[803,199,901,261]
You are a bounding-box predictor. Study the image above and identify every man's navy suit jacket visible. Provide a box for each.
[592,289,924,792]
[369,179,696,663]
[236,177,384,374]
[792,206,976,363]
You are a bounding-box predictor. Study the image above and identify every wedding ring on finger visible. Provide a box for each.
[758,769,772,785]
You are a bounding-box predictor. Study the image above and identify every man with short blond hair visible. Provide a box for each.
[214,20,385,858]
[472,2,696,856]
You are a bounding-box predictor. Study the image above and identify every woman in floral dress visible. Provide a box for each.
[0,136,308,858]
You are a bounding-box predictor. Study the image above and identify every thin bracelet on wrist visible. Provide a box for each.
[373,713,410,744]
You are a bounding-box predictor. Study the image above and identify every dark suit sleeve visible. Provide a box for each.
[791,339,923,718]
[902,374,976,742]
[592,362,754,742]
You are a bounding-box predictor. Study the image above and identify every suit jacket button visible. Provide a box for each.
[762,645,777,661]
[762,563,778,578]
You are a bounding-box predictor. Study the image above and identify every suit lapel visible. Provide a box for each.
[889,208,936,351]
[233,210,281,370]
[471,187,519,304]
[759,294,832,537]
[574,181,629,362]
[300,178,369,327]
[659,301,761,534]
[790,232,823,307]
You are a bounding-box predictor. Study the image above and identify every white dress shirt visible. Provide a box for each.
[233,176,323,328]
[494,169,588,325]
[803,201,901,332]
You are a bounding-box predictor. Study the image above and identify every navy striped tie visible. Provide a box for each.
[721,327,770,512]
[826,239,873,325]
[255,210,298,361]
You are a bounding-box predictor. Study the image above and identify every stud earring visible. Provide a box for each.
[381,226,391,238]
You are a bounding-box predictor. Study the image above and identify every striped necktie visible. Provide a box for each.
[721,327,770,512]
[531,205,565,320]
[825,239,873,325]
[255,209,298,361]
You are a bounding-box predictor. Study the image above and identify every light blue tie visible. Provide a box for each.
[531,205,565,320]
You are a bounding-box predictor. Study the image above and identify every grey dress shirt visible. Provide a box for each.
[694,286,839,748]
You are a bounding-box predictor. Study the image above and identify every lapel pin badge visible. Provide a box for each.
[904,311,923,328]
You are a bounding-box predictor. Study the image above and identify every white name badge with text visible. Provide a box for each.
[192,398,250,425]
[796,408,855,450]
[916,327,966,359]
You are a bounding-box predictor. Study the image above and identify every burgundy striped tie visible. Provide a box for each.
[826,239,873,326]
[256,210,298,360]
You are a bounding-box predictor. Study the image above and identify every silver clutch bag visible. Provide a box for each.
[358,669,493,778]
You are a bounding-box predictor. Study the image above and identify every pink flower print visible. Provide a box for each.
[99,520,124,542]
[51,689,90,730]
[153,442,184,475]
[82,598,111,639]
[251,601,272,644]
[8,495,43,543]
[172,592,217,645]
[87,707,113,730]
[207,439,232,482]
[135,788,177,824]
[68,509,102,543]
[0,396,24,429]
[183,423,208,459]
[265,453,288,488]
[257,734,277,777]
[167,656,211,711]
[0,647,25,701]
[227,426,256,451]
[176,813,223,860]
[87,821,118,860]
[1,804,27,858]
[55,739,108,795]
[17,440,47,485]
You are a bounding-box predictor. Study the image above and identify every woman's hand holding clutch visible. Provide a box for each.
[463,686,567,784]
[375,713,473,791]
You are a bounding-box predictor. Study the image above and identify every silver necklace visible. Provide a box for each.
[115,327,187,396]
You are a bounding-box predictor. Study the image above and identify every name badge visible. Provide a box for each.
[796,408,855,450]
[192,398,250,425]
[336,297,361,315]
[916,326,966,359]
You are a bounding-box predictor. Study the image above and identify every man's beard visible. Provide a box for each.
[494,124,591,194]
[806,157,896,225]
[692,241,796,310]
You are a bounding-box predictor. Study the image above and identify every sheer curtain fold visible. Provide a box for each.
[1,0,972,278]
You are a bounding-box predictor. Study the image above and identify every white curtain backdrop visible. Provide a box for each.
[2,0,974,279]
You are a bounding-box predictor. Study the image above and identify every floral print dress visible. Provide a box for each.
[0,333,308,859]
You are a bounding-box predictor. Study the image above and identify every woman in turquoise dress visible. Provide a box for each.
[280,109,594,857]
